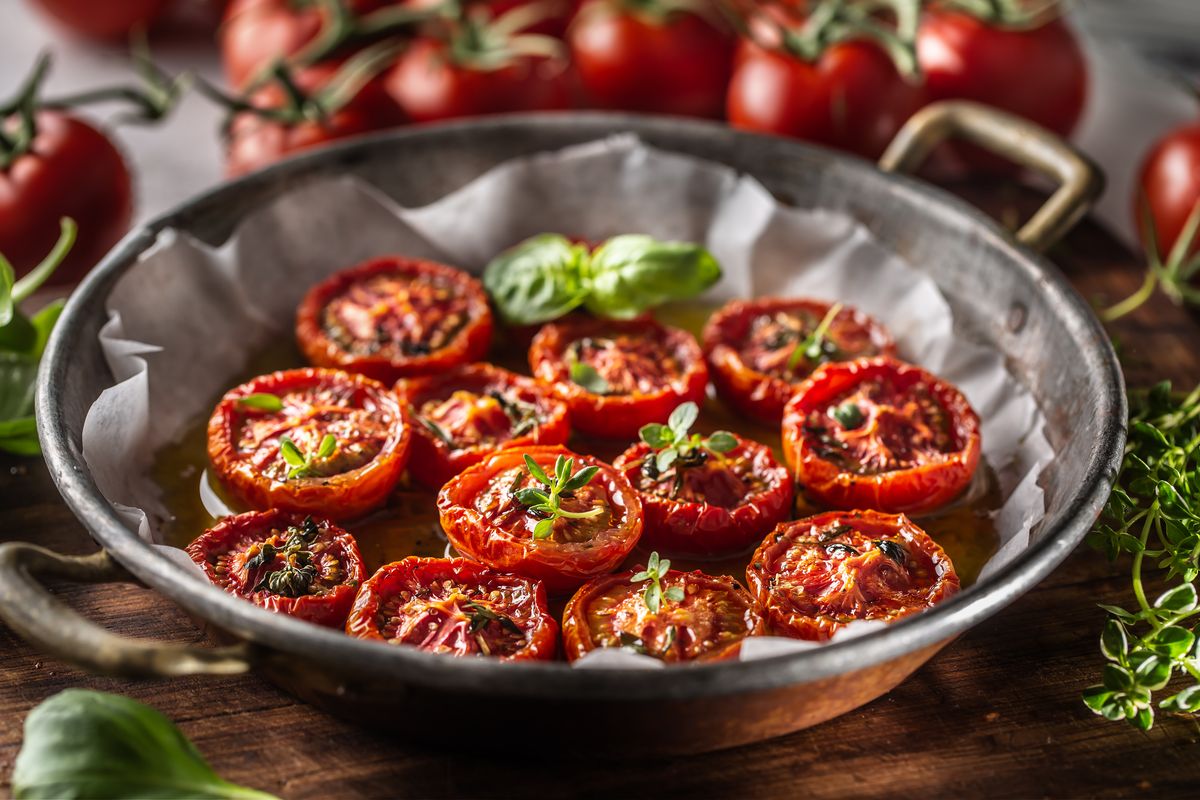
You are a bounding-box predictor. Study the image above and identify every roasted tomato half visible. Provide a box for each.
[345,557,558,660]
[782,357,981,514]
[562,565,763,663]
[613,434,792,557]
[207,368,411,519]
[746,510,959,641]
[703,297,895,425]
[528,317,708,439]
[395,363,570,489]
[296,256,494,384]
[187,509,365,628]
[437,445,643,594]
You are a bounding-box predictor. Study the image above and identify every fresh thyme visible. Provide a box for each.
[248,517,321,598]
[278,433,337,480]
[514,454,603,540]
[638,402,737,496]
[463,601,522,636]
[788,302,844,370]
[631,551,684,614]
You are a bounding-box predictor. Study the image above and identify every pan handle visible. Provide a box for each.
[0,541,254,678]
[878,100,1104,252]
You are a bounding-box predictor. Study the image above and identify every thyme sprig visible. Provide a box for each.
[1084,381,1200,729]
[464,601,522,635]
[638,402,737,493]
[247,517,321,598]
[514,454,603,540]
[631,551,684,614]
[279,434,337,480]
[788,302,844,371]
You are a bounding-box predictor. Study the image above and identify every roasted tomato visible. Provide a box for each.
[296,256,494,383]
[746,510,959,640]
[782,357,981,514]
[562,557,763,662]
[528,316,708,439]
[207,368,411,519]
[438,445,643,594]
[396,363,570,489]
[187,509,366,628]
[703,297,895,425]
[345,556,558,660]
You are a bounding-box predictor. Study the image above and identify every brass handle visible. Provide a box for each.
[879,101,1104,252]
[0,542,254,678]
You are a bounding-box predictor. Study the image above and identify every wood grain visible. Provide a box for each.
[3,191,1200,799]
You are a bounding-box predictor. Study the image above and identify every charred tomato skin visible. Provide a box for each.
[562,568,764,663]
[437,445,643,594]
[207,367,411,520]
[528,316,709,439]
[746,510,959,641]
[782,356,981,514]
[296,256,494,384]
[613,435,793,557]
[703,297,895,426]
[395,363,571,490]
[345,556,558,661]
[186,509,366,628]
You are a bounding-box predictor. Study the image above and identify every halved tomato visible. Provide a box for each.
[613,433,792,557]
[207,368,410,519]
[437,445,643,594]
[782,356,981,514]
[703,297,895,425]
[345,556,558,660]
[295,256,493,384]
[528,316,708,439]
[395,363,570,489]
[562,563,763,663]
[186,509,365,628]
[746,510,959,641]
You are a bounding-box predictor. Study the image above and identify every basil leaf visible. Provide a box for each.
[569,360,609,394]
[237,393,284,413]
[316,434,337,459]
[583,235,721,319]
[12,689,279,799]
[482,234,589,325]
[278,436,305,468]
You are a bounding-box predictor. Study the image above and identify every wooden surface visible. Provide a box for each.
[3,194,1200,799]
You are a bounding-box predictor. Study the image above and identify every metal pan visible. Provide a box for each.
[0,102,1122,754]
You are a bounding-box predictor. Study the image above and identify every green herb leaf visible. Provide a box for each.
[654,447,678,474]
[704,431,738,453]
[668,402,699,438]
[639,422,674,449]
[418,415,455,446]
[237,393,283,413]
[1154,583,1198,613]
[1099,619,1128,661]
[664,586,685,603]
[482,234,590,325]
[788,302,843,371]
[532,517,555,540]
[1161,684,1200,713]
[831,402,864,429]
[278,436,305,468]
[631,551,679,615]
[524,454,551,486]
[563,465,600,493]
[569,360,610,394]
[316,434,337,459]
[516,453,603,537]
[584,235,721,319]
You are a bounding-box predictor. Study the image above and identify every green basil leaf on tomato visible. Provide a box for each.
[583,235,721,319]
[482,234,590,325]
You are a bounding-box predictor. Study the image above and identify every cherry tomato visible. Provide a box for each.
[746,509,959,640]
[703,297,895,426]
[396,363,571,490]
[528,316,708,439]
[345,556,559,659]
[296,256,494,384]
[30,0,169,40]
[207,367,411,519]
[438,445,643,594]
[0,112,132,285]
[782,356,981,514]
[187,509,366,628]
[727,39,924,160]
[613,434,792,557]
[1137,121,1200,261]
[568,0,734,119]
[563,567,763,662]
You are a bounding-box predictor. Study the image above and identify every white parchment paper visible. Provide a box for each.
[80,137,1053,663]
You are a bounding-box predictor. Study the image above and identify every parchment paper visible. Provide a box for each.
[80,137,1053,664]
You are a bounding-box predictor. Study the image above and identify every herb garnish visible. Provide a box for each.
[831,400,864,429]
[631,551,684,614]
[787,302,843,371]
[237,392,283,412]
[567,338,612,394]
[638,402,737,495]
[278,434,337,479]
[875,539,906,564]
[514,454,603,540]
[618,625,677,658]
[248,517,321,598]
[417,415,455,446]
[464,601,523,636]
[488,390,540,437]
[1083,381,1200,729]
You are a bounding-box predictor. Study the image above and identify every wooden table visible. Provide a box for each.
[2,193,1199,799]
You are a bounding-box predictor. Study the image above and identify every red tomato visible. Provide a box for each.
[782,356,981,514]
[396,363,571,490]
[187,510,366,628]
[30,0,169,39]
[345,556,559,659]
[613,434,792,557]
[207,368,411,519]
[437,445,643,594]
[0,112,132,285]
[1137,122,1200,261]
[528,316,709,439]
[703,297,896,426]
[296,256,494,384]
[384,38,571,123]
[568,0,734,118]
[563,567,763,662]
[746,509,959,641]
[727,39,924,159]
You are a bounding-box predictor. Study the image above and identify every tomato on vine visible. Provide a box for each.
[30,0,169,40]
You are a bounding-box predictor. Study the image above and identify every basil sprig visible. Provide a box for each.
[482,233,721,325]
